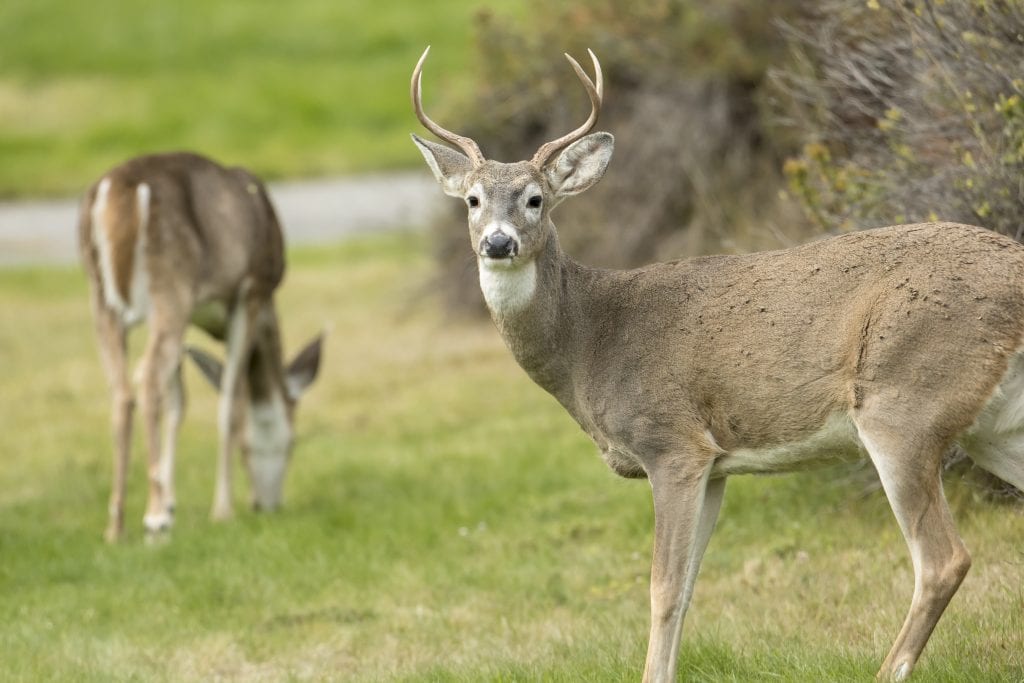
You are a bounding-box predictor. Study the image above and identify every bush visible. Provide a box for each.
[774,0,1024,237]
[427,0,808,314]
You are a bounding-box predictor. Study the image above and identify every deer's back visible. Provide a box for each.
[572,223,1024,457]
[81,152,284,312]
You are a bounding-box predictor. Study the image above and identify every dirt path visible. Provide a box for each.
[0,171,441,266]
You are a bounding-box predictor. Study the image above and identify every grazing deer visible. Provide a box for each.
[79,152,323,542]
[411,47,1024,681]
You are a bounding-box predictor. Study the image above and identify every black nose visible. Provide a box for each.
[483,232,516,258]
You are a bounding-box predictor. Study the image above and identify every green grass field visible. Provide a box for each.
[1,233,1022,681]
[0,0,520,198]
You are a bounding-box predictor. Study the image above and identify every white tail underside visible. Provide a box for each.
[91,179,151,327]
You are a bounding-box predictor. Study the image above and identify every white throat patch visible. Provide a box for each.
[479,259,537,316]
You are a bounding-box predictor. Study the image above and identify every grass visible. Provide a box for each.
[0,232,1022,680]
[0,0,521,198]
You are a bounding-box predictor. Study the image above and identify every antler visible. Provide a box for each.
[530,49,604,168]
[411,46,486,166]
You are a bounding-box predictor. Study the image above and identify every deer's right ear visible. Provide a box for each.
[412,134,472,197]
[186,346,223,389]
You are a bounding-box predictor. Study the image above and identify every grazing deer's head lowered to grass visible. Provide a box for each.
[79,152,323,542]
[412,47,1024,681]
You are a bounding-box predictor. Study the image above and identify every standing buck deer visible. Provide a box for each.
[79,152,323,542]
[411,47,1024,681]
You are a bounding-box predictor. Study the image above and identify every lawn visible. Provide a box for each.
[0,233,1022,681]
[0,0,521,198]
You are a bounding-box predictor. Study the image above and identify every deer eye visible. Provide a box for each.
[527,195,542,208]
[467,196,480,208]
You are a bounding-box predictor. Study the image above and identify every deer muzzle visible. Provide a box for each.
[481,231,518,259]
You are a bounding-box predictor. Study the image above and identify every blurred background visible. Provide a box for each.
[1,1,1022,680]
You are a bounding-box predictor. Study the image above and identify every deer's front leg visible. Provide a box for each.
[211,296,254,521]
[92,295,133,543]
[156,364,185,521]
[642,456,720,683]
[139,328,184,536]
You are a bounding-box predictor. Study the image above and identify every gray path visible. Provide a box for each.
[0,171,442,266]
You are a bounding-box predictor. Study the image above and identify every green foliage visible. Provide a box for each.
[0,0,522,197]
[0,234,1021,680]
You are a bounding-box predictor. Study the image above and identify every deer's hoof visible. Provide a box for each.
[876,661,914,682]
[143,510,174,534]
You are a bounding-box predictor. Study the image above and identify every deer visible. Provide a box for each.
[78,152,324,543]
[410,47,1024,681]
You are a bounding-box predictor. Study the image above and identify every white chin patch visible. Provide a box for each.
[479,258,537,315]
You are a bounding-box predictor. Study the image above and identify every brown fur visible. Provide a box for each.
[414,51,1024,680]
[79,152,319,542]
[416,127,1024,683]
[80,152,285,315]
[516,223,1024,465]
[496,218,1024,683]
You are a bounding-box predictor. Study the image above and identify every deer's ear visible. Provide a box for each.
[285,333,324,402]
[545,132,614,200]
[186,346,223,389]
[412,134,472,197]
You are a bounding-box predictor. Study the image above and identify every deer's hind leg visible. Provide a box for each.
[136,263,194,536]
[91,293,134,543]
[137,318,187,536]
[156,362,185,520]
[855,414,971,681]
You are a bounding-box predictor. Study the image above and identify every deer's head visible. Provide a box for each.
[187,330,323,511]
[411,48,613,297]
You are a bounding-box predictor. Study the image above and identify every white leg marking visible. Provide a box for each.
[856,428,923,569]
[157,367,183,512]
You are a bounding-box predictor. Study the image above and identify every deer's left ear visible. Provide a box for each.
[545,132,614,200]
[285,333,324,402]
[186,346,223,389]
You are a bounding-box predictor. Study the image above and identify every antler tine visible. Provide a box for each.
[411,46,485,166]
[530,49,604,168]
[588,48,604,101]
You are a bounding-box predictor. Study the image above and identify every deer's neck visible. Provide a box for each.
[245,306,291,409]
[480,230,588,407]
